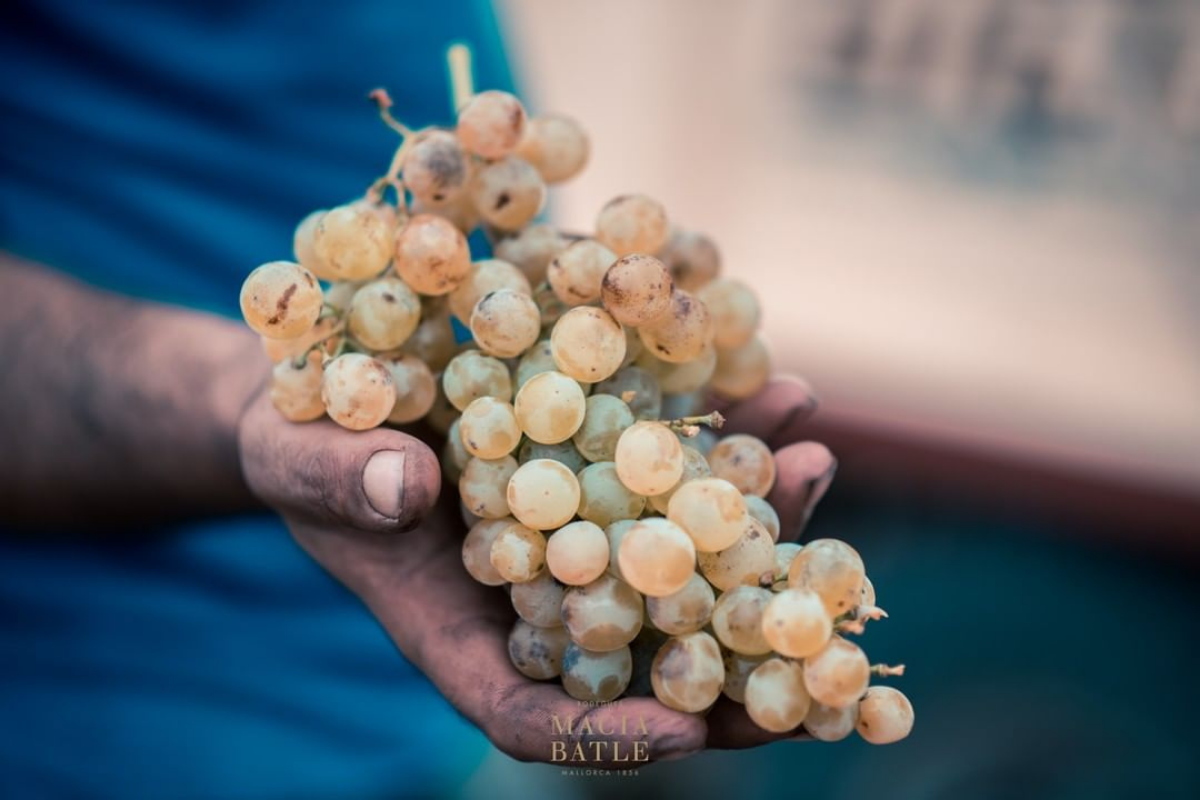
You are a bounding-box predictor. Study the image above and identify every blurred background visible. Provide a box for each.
[468,0,1200,797]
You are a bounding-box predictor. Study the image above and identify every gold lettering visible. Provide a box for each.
[634,715,649,735]
[551,741,566,762]
[551,715,573,735]
[633,740,649,762]
[576,716,593,735]
[570,743,586,762]
[611,741,629,762]
[597,717,615,735]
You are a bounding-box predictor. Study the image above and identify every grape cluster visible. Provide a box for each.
[239,81,912,746]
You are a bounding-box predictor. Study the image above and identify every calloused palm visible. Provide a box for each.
[238,375,833,766]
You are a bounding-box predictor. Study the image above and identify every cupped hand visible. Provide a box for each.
[236,374,835,765]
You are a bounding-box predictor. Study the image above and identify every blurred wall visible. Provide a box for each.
[499,0,1200,498]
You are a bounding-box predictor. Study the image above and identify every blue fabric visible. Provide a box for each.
[1,1,514,796]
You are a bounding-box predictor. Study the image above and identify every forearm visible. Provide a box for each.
[1,254,265,527]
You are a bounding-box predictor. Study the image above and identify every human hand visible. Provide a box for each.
[237,374,834,765]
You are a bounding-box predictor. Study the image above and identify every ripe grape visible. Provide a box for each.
[708,434,776,498]
[293,209,334,280]
[447,258,532,323]
[617,518,696,597]
[508,620,570,680]
[402,129,468,205]
[722,651,769,704]
[312,202,394,281]
[650,631,723,713]
[804,701,859,743]
[443,419,471,482]
[462,517,514,586]
[513,370,586,444]
[697,279,760,351]
[516,114,590,183]
[862,575,876,607]
[711,586,774,656]
[470,156,545,231]
[458,455,518,519]
[547,239,616,306]
[711,336,771,400]
[637,289,713,364]
[667,477,749,553]
[506,458,581,530]
[593,366,662,421]
[560,574,643,651]
[383,354,437,424]
[803,637,870,709]
[518,438,588,473]
[657,229,720,292]
[409,190,480,235]
[856,686,914,745]
[645,572,714,635]
[572,394,635,462]
[773,542,803,582]
[240,261,323,340]
[401,312,457,372]
[696,517,775,591]
[493,223,566,285]
[545,520,609,586]
[394,214,471,296]
[604,520,637,582]
[761,588,832,658]
[510,569,567,627]
[649,445,712,514]
[443,349,513,411]
[595,194,669,257]
[533,280,569,327]
[347,277,421,350]
[514,339,555,390]
[470,289,541,358]
[614,421,683,496]
[456,90,527,159]
[561,643,631,702]
[489,522,547,583]
[636,346,717,394]
[459,396,521,459]
[787,538,866,618]
[745,495,781,542]
[269,350,325,422]
[550,307,626,384]
[321,353,396,430]
[576,461,646,527]
[600,253,673,326]
[745,658,810,733]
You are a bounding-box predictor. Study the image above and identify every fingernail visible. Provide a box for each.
[363,450,407,519]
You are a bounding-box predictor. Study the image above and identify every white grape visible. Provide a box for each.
[489,522,547,583]
[507,619,569,680]
[547,239,616,306]
[462,517,514,586]
[550,306,626,384]
[456,90,526,159]
[667,477,749,553]
[458,455,518,519]
[394,214,471,296]
[513,370,586,444]
[561,643,631,702]
[469,289,541,358]
[470,157,545,231]
[745,658,810,733]
[572,394,635,462]
[383,354,437,424]
[443,349,513,411]
[269,350,325,422]
[803,637,870,709]
[458,397,521,459]
[645,573,714,635]
[510,569,567,627]
[560,574,643,651]
[650,631,723,713]
[614,421,683,496]
[709,434,776,498]
[312,202,394,281]
[761,588,832,658]
[856,686,914,745]
[505,458,580,530]
[240,261,323,340]
[515,114,589,183]
[711,586,774,656]
[448,258,532,323]
[321,353,395,431]
[617,518,696,597]
[600,253,673,326]
[697,518,775,591]
[576,461,646,527]
[595,193,669,257]
[545,520,609,586]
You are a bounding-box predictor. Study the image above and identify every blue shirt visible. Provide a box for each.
[0,2,514,796]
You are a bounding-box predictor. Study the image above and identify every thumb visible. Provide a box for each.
[239,389,441,534]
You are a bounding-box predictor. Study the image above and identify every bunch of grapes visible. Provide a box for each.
[239,55,913,746]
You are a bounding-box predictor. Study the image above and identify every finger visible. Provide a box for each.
[704,696,809,749]
[767,441,837,543]
[239,391,440,534]
[715,376,818,448]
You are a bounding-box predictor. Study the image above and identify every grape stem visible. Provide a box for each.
[661,410,725,437]
[870,663,906,678]
[834,604,889,635]
[446,42,474,112]
[292,323,347,368]
[369,88,414,136]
